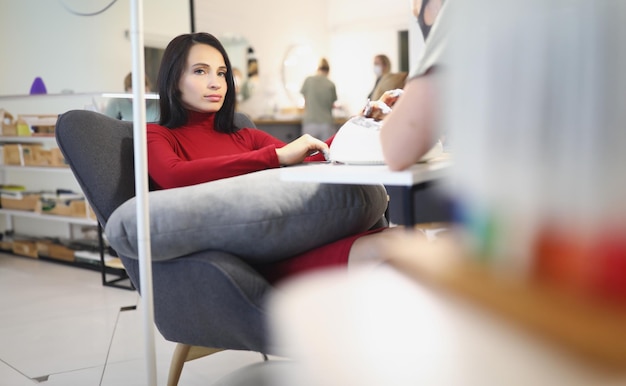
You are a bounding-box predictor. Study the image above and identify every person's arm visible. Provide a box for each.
[147,127,282,189]
[378,0,449,171]
[148,126,331,189]
[379,72,438,171]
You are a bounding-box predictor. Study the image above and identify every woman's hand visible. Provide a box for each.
[362,89,404,121]
[379,88,403,108]
[276,134,330,166]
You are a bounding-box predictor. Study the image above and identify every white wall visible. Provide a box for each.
[0,0,190,96]
[0,0,423,238]
[193,0,332,115]
[0,0,421,113]
[0,0,189,238]
[328,0,423,114]
[194,0,421,115]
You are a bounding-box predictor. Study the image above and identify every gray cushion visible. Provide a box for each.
[105,168,388,263]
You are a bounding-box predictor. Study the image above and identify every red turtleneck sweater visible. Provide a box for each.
[147,111,329,189]
[147,111,384,283]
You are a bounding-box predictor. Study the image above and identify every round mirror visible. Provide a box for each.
[281,44,317,107]
[221,35,252,99]
[221,35,249,76]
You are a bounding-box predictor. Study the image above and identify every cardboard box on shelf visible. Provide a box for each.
[2,144,22,165]
[16,114,58,137]
[0,192,41,211]
[1,125,17,136]
[48,243,76,262]
[35,240,51,256]
[0,240,12,251]
[38,196,95,219]
[1,143,44,166]
[29,147,49,166]
[0,109,17,136]
[29,147,68,167]
[36,240,75,262]
[21,144,43,166]
[12,240,38,258]
[49,147,67,167]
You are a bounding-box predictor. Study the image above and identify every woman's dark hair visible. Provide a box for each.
[157,32,237,133]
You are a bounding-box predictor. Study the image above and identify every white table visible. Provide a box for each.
[280,158,454,225]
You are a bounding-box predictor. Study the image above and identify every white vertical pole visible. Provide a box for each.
[130,0,157,384]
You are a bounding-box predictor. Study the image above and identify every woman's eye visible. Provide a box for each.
[194,68,206,75]
[218,71,227,77]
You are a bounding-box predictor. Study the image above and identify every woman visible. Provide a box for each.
[104,72,159,122]
[148,33,331,189]
[367,54,391,100]
[300,57,338,140]
[147,32,403,282]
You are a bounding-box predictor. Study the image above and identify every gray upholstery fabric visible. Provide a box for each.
[106,169,388,262]
[55,111,136,227]
[121,251,271,350]
[55,110,272,353]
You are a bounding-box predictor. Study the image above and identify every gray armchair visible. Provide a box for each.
[56,110,272,385]
[55,110,388,385]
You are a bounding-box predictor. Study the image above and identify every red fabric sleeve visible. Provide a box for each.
[147,124,283,189]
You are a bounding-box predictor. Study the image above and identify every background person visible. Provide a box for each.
[367,54,391,100]
[240,61,258,102]
[368,54,408,101]
[104,72,160,122]
[300,58,338,140]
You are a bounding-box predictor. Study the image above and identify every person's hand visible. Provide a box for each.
[364,100,392,121]
[361,89,404,121]
[276,134,330,165]
[378,88,403,108]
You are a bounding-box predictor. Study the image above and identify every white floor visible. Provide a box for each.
[0,252,272,386]
[3,251,625,386]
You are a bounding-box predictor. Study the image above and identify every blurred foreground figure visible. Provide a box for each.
[446,0,626,299]
[266,1,626,385]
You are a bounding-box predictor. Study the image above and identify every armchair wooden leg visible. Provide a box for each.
[167,343,225,386]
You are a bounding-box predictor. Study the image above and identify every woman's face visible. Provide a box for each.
[178,43,228,113]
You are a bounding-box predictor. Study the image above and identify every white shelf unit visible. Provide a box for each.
[0,208,96,226]
[0,135,93,235]
[0,94,131,289]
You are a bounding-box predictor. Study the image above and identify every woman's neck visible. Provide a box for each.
[187,110,216,125]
